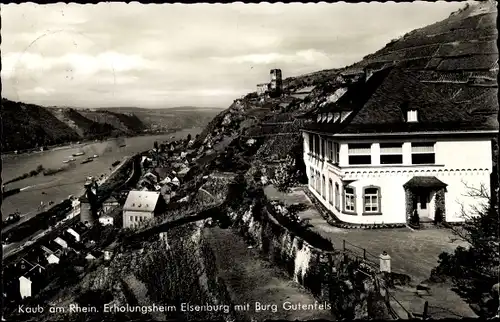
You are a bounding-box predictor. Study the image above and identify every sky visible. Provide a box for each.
[1,2,467,109]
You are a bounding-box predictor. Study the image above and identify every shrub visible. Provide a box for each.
[430,183,499,317]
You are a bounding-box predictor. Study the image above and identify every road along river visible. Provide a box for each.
[1,128,201,220]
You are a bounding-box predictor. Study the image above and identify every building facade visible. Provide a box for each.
[301,67,498,225]
[102,196,119,214]
[122,190,162,228]
[257,83,270,95]
[303,132,493,224]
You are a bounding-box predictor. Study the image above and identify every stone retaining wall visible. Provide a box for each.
[228,199,392,319]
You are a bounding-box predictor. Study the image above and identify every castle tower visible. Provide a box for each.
[79,195,93,225]
[80,177,99,225]
[269,69,283,97]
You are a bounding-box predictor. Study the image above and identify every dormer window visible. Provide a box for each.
[340,111,352,122]
[407,109,418,122]
[327,113,333,123]
[316,114,321,122]
[333,113,340,122]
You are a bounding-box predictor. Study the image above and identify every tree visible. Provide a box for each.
[187,134,192,142]
[154,141,159,150]
[430,182,499,317]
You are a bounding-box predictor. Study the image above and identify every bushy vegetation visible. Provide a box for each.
[1,98,81,152]
[268,200,333,251]
[3,200,73,243]
[43,163,77,176]
[4,165,45,184]
[133,225,236,321]
[430,184,499,317]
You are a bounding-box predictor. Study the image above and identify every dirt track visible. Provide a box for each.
[204,227,334,321]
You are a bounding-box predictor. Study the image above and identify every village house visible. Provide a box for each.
[301,66,498,226]
[122,190,165,228]
[290,86,316,100]
[99,207,121,227]
[144,171,159,184]
[99,214,114,226]
[17,259,45,299]
[85,250,102,261]
[53,237,68,249]
[177,167,190,180]
[257,83,270,96]
[23,248,48,267]
[40,245,61,264]
[66,228,81,242]
[102,196,119,214]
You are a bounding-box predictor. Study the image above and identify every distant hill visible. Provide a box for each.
[1,98,81,152]
[100,106,223,133]
[1,99,221,153]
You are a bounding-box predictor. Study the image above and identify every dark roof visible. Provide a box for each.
[302,2,498,135]
[104,196,118,204]
[303,66,498,134]
[403,176,448,189]
[317,67,393,114]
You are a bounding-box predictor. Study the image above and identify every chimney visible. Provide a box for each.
[407,109,418,122]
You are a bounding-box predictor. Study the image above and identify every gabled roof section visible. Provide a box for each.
[403,176,448,189]
[123,190,160,212]
[104,196,118,204]
[315,66,394,116]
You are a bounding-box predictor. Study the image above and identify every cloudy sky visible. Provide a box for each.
[2,2,466,109]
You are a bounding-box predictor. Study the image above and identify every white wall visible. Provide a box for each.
[99,217,114,226]
[306,163,491,224]
[47,254,60,264]
[19,276,31,299]
[435,139,492,169]
[123,210,154,228]
[303,132,493,224]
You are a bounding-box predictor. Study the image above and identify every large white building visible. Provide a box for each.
[123,190,162,228]
[302,66,498,225]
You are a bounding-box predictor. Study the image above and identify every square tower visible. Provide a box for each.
[269,69,283,97]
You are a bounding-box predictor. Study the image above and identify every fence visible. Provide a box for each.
[341,239,414,320]
[342,239,381,266]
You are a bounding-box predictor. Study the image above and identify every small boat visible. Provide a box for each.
[72,152,85,157]
[92,154,99,158]
[63,158,76,163]
[119,144,126,148]
[81,157,94,164]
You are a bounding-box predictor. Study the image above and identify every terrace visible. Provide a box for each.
[263,184,477,318]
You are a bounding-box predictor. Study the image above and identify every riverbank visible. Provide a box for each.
[2,128,201,218]
[2,156,133,262]
[1,128,184,158]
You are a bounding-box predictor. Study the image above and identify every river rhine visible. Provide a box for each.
[1,128,201,219]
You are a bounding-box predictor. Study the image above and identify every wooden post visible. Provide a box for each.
[423,301,429,320]
[343,239,346,252]
[363,248,366,260]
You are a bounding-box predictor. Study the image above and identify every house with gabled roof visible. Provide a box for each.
[102,196,119,214]
[122,190,165,228]
[66,228,81,242]
[85,250,102,261]
[301,65,497,226]
[17,259,45,299]
[53,237,68,249]
[301,1,498,227]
